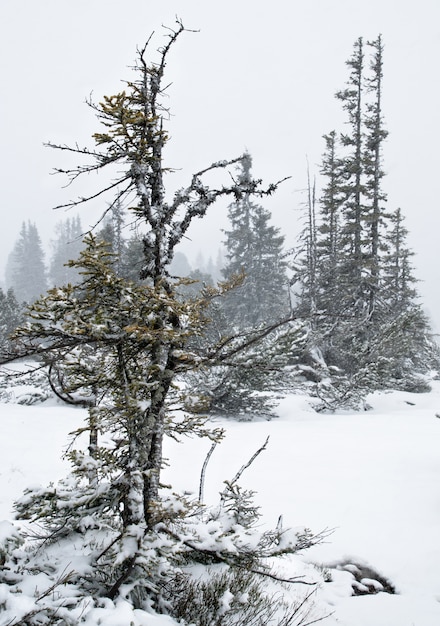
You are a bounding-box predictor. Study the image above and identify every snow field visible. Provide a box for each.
[1,385,440,624]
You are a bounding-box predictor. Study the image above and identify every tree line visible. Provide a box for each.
[3,39,435,409]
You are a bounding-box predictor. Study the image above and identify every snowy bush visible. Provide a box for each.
[168,566,322,626]
[0,365,51,405]
[0,476,327,626]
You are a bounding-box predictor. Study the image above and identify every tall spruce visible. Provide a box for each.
[222,154,289,330]
[363,35,388,316]
[295,36,438,399]
[382,207,417,310]
[315,131,344,322]
[336,36,365,289]
[191,154,303,418]
[379,208,436,383]
[293,166,318,321]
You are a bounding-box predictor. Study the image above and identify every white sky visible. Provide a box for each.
[1,0,440,326]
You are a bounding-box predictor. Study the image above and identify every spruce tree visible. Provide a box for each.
[292,167,318,321]
[198,154,298,417]
[5,221,47,303]
[0,287,22,351]
[314,131,345,331]
[382,208,417,310]
[336,36,365,289]
[96,200,126,276]
[294,36,438,402]
[0,24,320,622]
[316,36,389,374]
[120,233,145,282]
[49,215,84,286]
[363,34,388,316]
[379,208,436,385]
[222,154,289,331]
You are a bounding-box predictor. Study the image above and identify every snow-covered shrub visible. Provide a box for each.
[0,364,51,404]
[185,321,308,420]
[5,437,327,626]
[167,567,320,626]
[1,482,326,626]
[0,521,23,568]
[399,374,432,394]
[330,560,395,596]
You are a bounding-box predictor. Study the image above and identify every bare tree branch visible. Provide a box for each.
[198,441,218,503]
[227,436,270,487]
[52,175,131,211]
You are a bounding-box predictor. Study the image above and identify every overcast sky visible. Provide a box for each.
[1,0,440,327]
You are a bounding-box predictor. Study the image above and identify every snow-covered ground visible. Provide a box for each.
[1,384,440,625]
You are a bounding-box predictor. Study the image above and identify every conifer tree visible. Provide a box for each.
[382,208,417,310]
[292,167,318,321]
[169,250,192,277]
[336,36,365,288]
[222,154,289,331]
[49,215,84,286]
[0,287,22,351]
[5,221,47,303]
[314,131,344,323]
[43,22,277,530]
[0,24,320,623]
[120,233,145,282]
[363,35,388,316]
[197,154,299,417]
[378,208,436,384]
[96,200,126,276]
[294,36,438,401]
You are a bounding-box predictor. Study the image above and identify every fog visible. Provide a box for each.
[1,0,439,327]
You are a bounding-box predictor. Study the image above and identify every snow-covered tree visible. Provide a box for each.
[377,208,438,387]
[119,233,145,282]
[363,35,388,316]
[0,23,322,624]
[187,154,299,418]
[222,154,290,331]
[293,36,438,402]
[0,287,22,352]
[314,131,344,322]
[292,168,318,321]
[336,36,365,288]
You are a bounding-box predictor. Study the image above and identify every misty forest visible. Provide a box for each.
[0,24,439,626]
